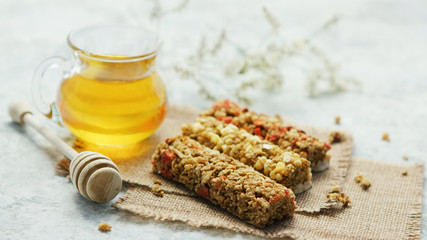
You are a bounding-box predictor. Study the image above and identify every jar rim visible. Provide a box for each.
[67,24,162,63]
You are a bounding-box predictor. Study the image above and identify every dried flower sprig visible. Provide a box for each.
[211,29,226,56]
[263,7,281,34]
[306,45,360,97]
[155,3,358,104]
[149,0,190,20]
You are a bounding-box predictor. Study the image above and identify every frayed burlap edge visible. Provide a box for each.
[285,122,354,213]
[405,164,424,240]
[307,133,353,213]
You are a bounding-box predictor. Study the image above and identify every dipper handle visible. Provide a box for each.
[8,101,122,203]
[8,101,32,124]
[9,101,77,160]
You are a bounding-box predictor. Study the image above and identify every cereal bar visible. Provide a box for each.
[152,136,296,228]
[181,116,312,194]
[201,99,331,171]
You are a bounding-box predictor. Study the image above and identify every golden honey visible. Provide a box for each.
[57,55,167,146]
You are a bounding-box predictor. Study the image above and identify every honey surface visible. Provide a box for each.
[57,58,166,146]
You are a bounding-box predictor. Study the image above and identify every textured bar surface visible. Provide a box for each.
[181,116,312,194]
[152,136,296,228]
[201,100,331,171]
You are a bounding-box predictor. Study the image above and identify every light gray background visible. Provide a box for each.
[1,0,426,239]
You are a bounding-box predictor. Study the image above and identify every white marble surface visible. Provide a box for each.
[1,0,427,239]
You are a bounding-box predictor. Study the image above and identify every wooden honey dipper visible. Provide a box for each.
[8,101,122,203]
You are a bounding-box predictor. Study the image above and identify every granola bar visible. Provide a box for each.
[201,99,331,171]
[181,116,312,194]
[152,136,296,228]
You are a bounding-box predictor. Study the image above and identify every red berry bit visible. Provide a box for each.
[197,186,210,198]
[223,99,231,109]
[269,132,281,142]
[269,194,282,204]
[160,168,173,179]
[161,150,175,167]
[223,116,233,124]
[301,134,308,140]
[285,189,290,196]
[324,141,332,150]
[158,150,175,179]
[253,127,262,137]
[242,107,249,113]
[216,116,224,121]
[165,138,170,143]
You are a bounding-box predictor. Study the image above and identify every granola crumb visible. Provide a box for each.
[152,183,164,197]
[354,174,363,183]
[401,170,408,176]
[402,155,409,161]
[55,158,71,177]
[355,174,371,190]
[334,116,341,125]
[154,179,162,185]
[382,133,390,142]
[329,131,345,143]
[330,184,340,193]
[327,184,350,207]
[98,223,112,232]
[327,192,351,207]
[360,178,371,190]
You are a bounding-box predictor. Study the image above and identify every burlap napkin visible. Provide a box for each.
[72,105,422,238]
[113,158,423,239]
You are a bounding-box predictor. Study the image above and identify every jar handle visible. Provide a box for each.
[32,56,68,125]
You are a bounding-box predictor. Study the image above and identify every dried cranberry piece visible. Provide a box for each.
[197,186,210,198]
[269,194,282,204]
[223,116,233,124]
[161,150,175,167]
[223,99,231,109]
[160,168,173,179]
[253,127,262,137]
[269,133,281,142]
